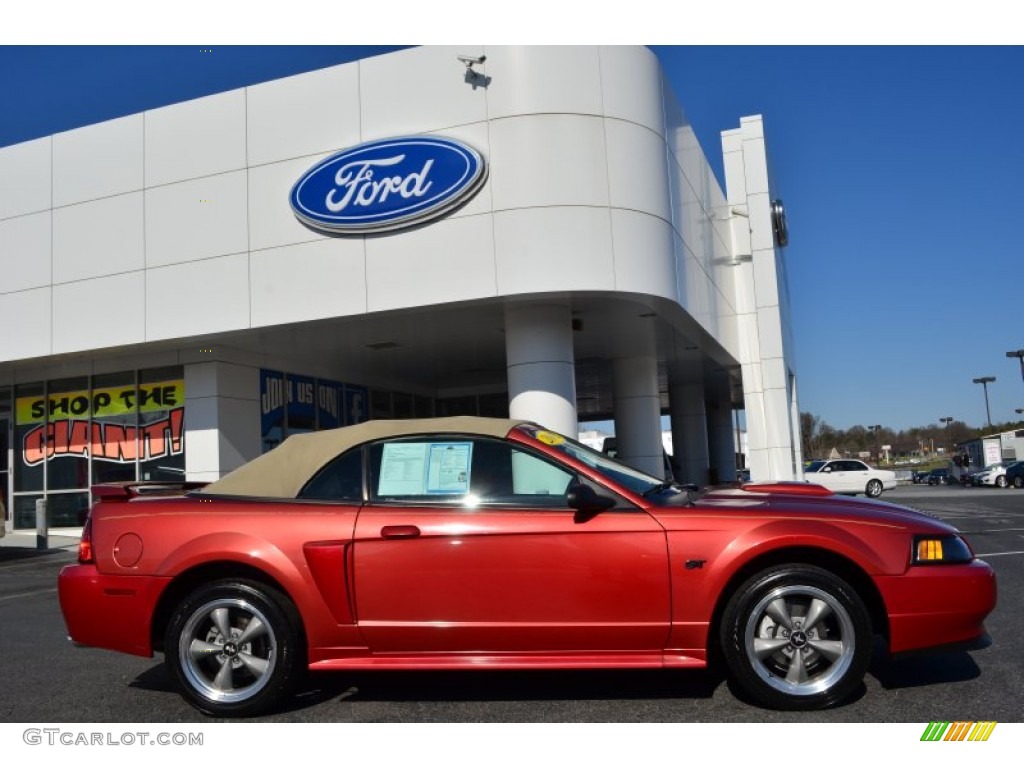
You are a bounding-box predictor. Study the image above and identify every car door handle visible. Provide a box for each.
[380,525,421,539]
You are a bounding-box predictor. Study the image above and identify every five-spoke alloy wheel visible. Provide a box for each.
[165,580,301,717]
[720,565,872,710]
[865,479,883,498]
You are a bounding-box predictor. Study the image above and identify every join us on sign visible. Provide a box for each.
[289,136,487,235]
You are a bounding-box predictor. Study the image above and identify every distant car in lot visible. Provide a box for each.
[926,468,952,485]
[803,459,897,498]
[972,461,1015,488]
[1004,461,1024,488]
[58,417,996,717]
[912,470,930,484]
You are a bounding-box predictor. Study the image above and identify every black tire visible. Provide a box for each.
[996,476,1007,488]
[1014,476,1023,489]
[719,564,872,710]
[164,579,302,717]
[865,479,883,498]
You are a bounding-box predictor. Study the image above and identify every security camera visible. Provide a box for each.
[457,54,486,68]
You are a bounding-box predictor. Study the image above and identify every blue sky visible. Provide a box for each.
[2,42,1022,432]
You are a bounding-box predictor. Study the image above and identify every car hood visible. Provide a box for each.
[691,485,957,533]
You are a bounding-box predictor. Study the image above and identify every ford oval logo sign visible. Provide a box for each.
[289,136,487,235]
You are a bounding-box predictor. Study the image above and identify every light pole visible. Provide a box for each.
[972,377,996,428]
[868,424,882,461]
[1008,349,1024,388]
[940,416,953,453]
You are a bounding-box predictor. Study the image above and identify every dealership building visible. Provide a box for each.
[0,45,803,530]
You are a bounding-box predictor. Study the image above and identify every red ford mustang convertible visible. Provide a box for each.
[58,417,996,716]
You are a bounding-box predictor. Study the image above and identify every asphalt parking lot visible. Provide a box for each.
[1,484,1021,723]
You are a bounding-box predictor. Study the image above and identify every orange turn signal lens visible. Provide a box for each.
[912,534,973,565]
[916,539,943,562]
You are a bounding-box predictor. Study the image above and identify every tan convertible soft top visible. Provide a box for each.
[201,416,528,499]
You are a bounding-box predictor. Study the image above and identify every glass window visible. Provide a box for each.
[91,371,138,484]
[287,374,317,434]
[14,382,45,492]
[260,370,286,453]
[40,376,90,490]
[298,449,364,501]
[368,437,576,508]
[138,367,185,481]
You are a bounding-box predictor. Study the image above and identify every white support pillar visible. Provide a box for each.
[707,401,737,485]
[184,362,261,482]
[612,355,664,479]
[669,380,709,485]
[505,304,578,438]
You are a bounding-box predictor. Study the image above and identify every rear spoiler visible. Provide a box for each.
[92,481,210,502]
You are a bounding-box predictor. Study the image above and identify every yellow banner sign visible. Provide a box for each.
[16,380,184,425]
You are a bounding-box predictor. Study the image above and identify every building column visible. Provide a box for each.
[505,304,578,438]
[612,355,664,479]
[669,380,710,485]
[707,400,737,485]
[184,362,261,482]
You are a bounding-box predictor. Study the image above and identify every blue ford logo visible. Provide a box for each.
[289,136,487,235]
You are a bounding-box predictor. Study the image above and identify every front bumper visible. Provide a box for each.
[876,559,997,654]
[58,563,171,658]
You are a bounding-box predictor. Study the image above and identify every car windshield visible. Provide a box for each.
[805,461,826,472]
[515,424,668,497]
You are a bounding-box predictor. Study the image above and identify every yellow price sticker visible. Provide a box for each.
[535,430,565,446]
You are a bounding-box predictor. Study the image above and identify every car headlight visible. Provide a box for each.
[912,534,974,565]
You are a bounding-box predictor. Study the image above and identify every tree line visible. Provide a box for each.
[799,412,1024,462]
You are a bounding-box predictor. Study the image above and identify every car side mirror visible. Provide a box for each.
[567,481,616,521]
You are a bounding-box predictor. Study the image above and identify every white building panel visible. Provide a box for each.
[52,192,144,283]
[494,207,614,295]
[484,46,603,120]
[488,114,609,211]
[360,46,489,140]
[598,46,666,136]
[246,62,361,167]
[52,271,145,354]
[145,253,249,340]
[0,211,51,292]
[247,155,329,252]
[0,137,51,220]
[145,170,248,268]
[605,118,672,222]
[0,287,51,362]
[52,115,144,207]
[250,238,367,328]
[610,209,676,300]
[145,89,246,187]
[366,214,496,313]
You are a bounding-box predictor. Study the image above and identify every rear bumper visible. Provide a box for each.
[58,564,170,658]
[877,560,997,654]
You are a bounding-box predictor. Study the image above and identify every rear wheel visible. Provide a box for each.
[1014,476,1023,489]
[996,476,1007,488]
[720,564,872,710]
[865,479,883,498]
[165,579,301,717]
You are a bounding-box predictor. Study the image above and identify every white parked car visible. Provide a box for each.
[972,461,1014,487]
[804,459,898,498]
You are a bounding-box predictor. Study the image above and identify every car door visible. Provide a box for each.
[351,435,671,654]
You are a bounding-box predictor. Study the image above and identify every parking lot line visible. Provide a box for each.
[974,550,1024,557]
[0,587,57,602]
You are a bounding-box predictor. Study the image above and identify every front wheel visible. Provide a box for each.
[865,479,883,498]
[1014,476,1024,489]
[165,579,302,717]
[720,565,872,710]
[995,476,1007,488]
